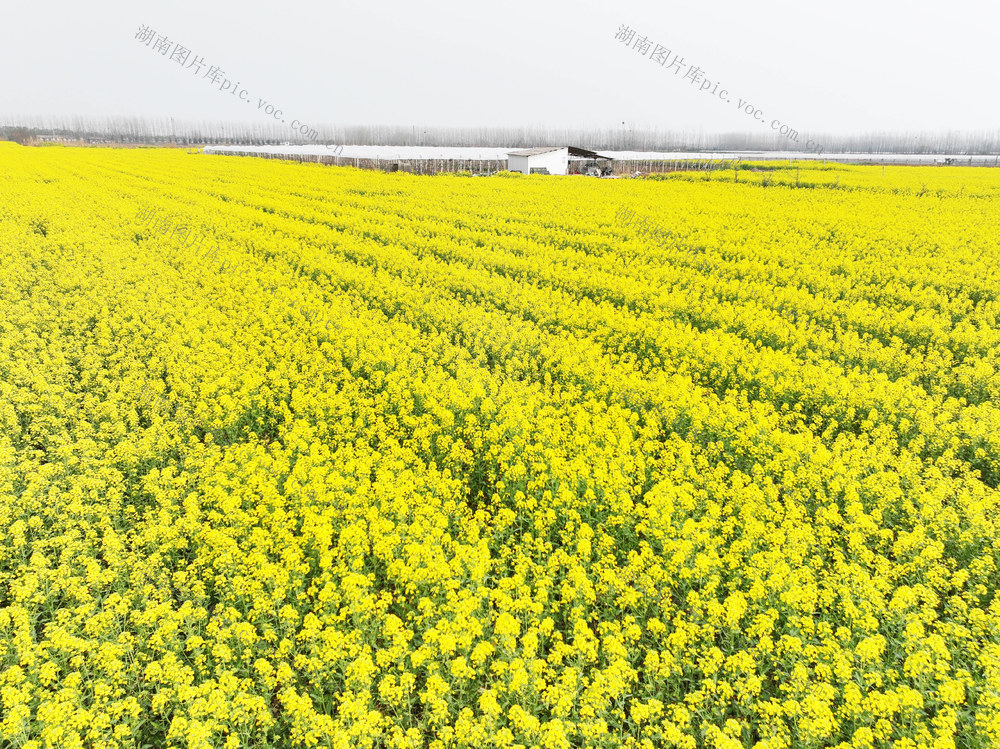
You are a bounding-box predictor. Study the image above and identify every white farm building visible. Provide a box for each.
[506,146,612,175]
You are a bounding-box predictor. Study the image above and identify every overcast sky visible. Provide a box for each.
[1,0,997,138]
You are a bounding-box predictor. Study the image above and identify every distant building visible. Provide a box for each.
[506,146,612,175]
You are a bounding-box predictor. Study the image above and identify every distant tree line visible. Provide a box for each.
[2,116,999,154]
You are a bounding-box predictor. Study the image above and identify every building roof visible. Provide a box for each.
[507,146,613,160]
[507,147,564,157]
[567,146,612,160]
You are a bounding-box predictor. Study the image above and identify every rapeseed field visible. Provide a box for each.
[1,143,999,749]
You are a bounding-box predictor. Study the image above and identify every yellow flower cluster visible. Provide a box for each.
[1,142,1000,748]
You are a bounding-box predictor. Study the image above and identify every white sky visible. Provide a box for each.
[1,0,997,136]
